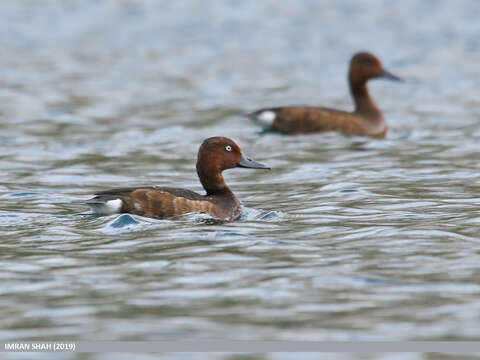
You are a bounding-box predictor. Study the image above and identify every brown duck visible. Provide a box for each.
[85,137,270,221]
[246,52,402,138]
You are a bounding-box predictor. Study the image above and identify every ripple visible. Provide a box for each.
[108,214,141,228]
[6,192,41,198]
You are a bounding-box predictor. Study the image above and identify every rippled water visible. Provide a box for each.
[1,0,480,359]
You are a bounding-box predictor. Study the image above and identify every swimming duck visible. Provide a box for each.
[246,52,402,138]
[85,137,269,221]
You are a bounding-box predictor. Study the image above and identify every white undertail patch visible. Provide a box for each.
[89,199,122,215]
[255,110,276,127]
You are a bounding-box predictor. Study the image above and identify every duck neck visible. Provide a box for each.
[197,164,233,197]
[350,80,382,120]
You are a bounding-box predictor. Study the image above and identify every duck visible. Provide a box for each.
[246,52,402,138]
[85,137,270,221]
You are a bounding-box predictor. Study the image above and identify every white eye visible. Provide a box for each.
[225,145,232,152]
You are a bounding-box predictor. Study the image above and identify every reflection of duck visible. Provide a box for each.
[85,137,269,221]
[247,52,402,138]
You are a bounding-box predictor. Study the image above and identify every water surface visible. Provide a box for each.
[1,1,480,359]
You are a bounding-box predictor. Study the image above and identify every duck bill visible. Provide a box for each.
[380,69,403,82]
[236,155,270,170]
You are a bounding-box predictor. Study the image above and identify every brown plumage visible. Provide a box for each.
[85,137,270,221]
[246,52,402,138]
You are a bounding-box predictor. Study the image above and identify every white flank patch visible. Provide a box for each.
[256,110,276,126]
[89,199,122,215]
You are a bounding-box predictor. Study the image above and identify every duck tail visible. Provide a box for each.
[85,196,123,215]
[245,108,277,128]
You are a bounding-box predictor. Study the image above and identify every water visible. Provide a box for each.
[1,1,480,359]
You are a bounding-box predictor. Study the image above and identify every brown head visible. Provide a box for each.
[196,137,269,194]
[348,52,402,89]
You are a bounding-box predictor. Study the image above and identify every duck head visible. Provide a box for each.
[349,52,402,85]
[196,137,269,193]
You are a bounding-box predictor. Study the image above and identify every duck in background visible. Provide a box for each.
[85,137,270,221]
[246,52,402,138]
